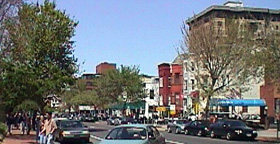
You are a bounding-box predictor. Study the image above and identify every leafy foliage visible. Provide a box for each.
[14,100,39,112]
[0,0,78,112]
[95,65,145,113]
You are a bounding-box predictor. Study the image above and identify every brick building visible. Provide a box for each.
[158,56,184,117]
[96,62,116,74]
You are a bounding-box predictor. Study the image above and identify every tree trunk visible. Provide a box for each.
[122,100,127,116]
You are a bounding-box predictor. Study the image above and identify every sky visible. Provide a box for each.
[31,0,279,76]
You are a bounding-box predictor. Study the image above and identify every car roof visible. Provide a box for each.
[115,124,150,128]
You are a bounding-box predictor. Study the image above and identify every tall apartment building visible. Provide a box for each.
[184,1,280,116]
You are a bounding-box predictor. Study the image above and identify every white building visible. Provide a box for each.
[46,94,62,109]
[141,75,160,118]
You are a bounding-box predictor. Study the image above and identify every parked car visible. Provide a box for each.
[100,124,165,144]
[167,120,190,134]
[209,119,258,140]
[184,120,210,136]
[107,117,117,125]
[53,119,90,143]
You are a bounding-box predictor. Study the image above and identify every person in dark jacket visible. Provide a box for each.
[6,113,14,135]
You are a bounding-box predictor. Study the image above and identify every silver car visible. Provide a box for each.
[100,124,166,144]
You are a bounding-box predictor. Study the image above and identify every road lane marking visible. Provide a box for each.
[166,140,185,144]
[90,135,103,141]
[90,134,185,144]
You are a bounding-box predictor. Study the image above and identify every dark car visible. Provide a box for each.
[53,118,90,143]
[209,119,258,140]
[184,120,210,136]
[167,120,190,134]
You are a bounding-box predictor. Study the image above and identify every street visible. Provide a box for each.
[84,122,278,144]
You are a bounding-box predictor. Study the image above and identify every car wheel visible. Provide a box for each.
[226,132,232,140]
[210,131,216,138]
[167,127,171,133]
[184,129,188,135]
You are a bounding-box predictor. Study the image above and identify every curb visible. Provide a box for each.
[256,137,280,143]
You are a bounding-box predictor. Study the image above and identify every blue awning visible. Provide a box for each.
[216,99,266,107]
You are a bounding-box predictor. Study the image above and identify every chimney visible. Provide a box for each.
[224,1,243,7]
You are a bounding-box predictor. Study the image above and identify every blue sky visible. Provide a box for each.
[31,0,279,76]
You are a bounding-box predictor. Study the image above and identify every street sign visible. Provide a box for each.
[170,110,176,115]
[156,107,166,112]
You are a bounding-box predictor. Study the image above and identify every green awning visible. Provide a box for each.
[110,100,145,110]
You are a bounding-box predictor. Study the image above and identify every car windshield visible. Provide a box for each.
[228,121,246,127]
[105,127,147,140]
[60,120,84,128]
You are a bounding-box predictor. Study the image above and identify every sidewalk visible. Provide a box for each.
[2,129,37,144]
[256,128,280,142]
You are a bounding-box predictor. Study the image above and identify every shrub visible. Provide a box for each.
[0,123,7,135]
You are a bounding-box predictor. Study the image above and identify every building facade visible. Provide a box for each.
[141,75,160,118]
[158,58,184,117]
[96,62,116,74]
[185,1,280,116]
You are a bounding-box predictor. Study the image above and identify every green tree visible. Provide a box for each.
[95,65,144,115]
[0,0,78,112]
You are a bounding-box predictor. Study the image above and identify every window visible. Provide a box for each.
[191,79,195,90]
[174,73,180,84]
[185,80,188,90]
[159,78,163,87]
[149,89,154,99]
[191,62,195,71]
[275,98,280,113]
[242,106,248,113]
[149,106,154,112]
[249,22,258,33]
[217,21,223,27]
[168,77,172,86]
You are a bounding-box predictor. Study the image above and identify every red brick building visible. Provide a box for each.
[260,79,280,123]
[158,63,171,107]
[158,59,184,117]
[96,62,116,74]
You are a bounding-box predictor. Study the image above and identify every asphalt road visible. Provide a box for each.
[84,121,278,144]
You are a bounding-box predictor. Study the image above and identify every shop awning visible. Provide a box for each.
[215,99,266,107]
[110,100,145,110]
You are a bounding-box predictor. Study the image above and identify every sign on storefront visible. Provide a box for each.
[156,107,166,112]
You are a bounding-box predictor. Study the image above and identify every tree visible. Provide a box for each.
[0,0,78,112]
[0,0,23,45]
[254,19,280,84]
[95,65,145,115]
[180,17,255,114]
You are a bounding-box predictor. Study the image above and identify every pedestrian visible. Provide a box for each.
[14,113,19,130]
[26,113,31,135]
[40,112,57,144]
[39,115,46,144]
[19,112,26,135]
[6,113,13,135]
